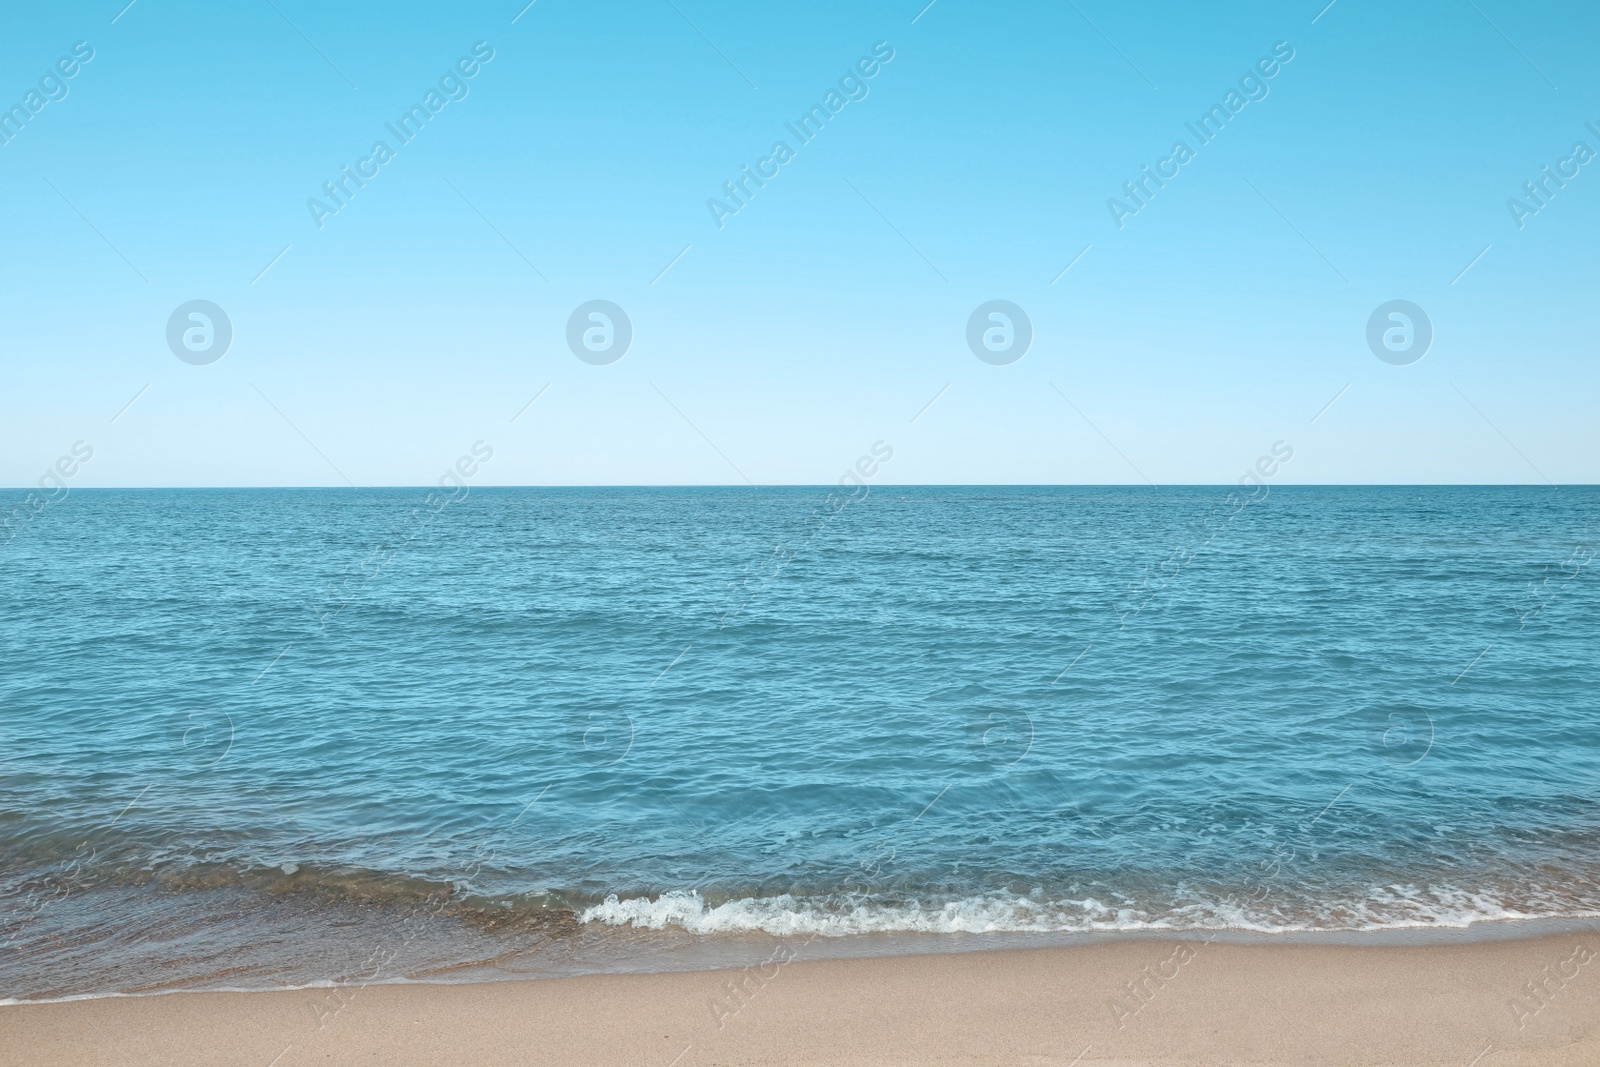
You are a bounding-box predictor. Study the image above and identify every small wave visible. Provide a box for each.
[581,890,1152,935]
[578,888,1600,937]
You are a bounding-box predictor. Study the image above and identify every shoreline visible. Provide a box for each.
[5,933,1599,1066]
[4,913,1597,1006]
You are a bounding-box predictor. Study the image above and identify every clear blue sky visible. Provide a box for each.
[2,0,1596,486]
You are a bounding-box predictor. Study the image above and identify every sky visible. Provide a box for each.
[2,0,1597,487]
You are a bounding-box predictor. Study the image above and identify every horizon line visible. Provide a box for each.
[2,483,1584,492]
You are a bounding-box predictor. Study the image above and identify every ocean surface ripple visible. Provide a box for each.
[2,486,1597,998]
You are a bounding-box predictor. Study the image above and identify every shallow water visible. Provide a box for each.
[3,486,1598,998]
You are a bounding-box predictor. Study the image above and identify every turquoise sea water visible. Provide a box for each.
[2,486,1598,998]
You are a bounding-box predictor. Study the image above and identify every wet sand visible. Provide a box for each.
[4,933,1598,1066]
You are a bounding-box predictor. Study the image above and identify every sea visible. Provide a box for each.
[2,485,1598,1001]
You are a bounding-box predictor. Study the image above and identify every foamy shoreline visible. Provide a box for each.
[4,913,1596,1006]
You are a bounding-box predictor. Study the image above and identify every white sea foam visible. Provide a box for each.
[577,887,1600,937]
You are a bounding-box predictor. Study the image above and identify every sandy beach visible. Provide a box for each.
[4,933,1598,1067]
